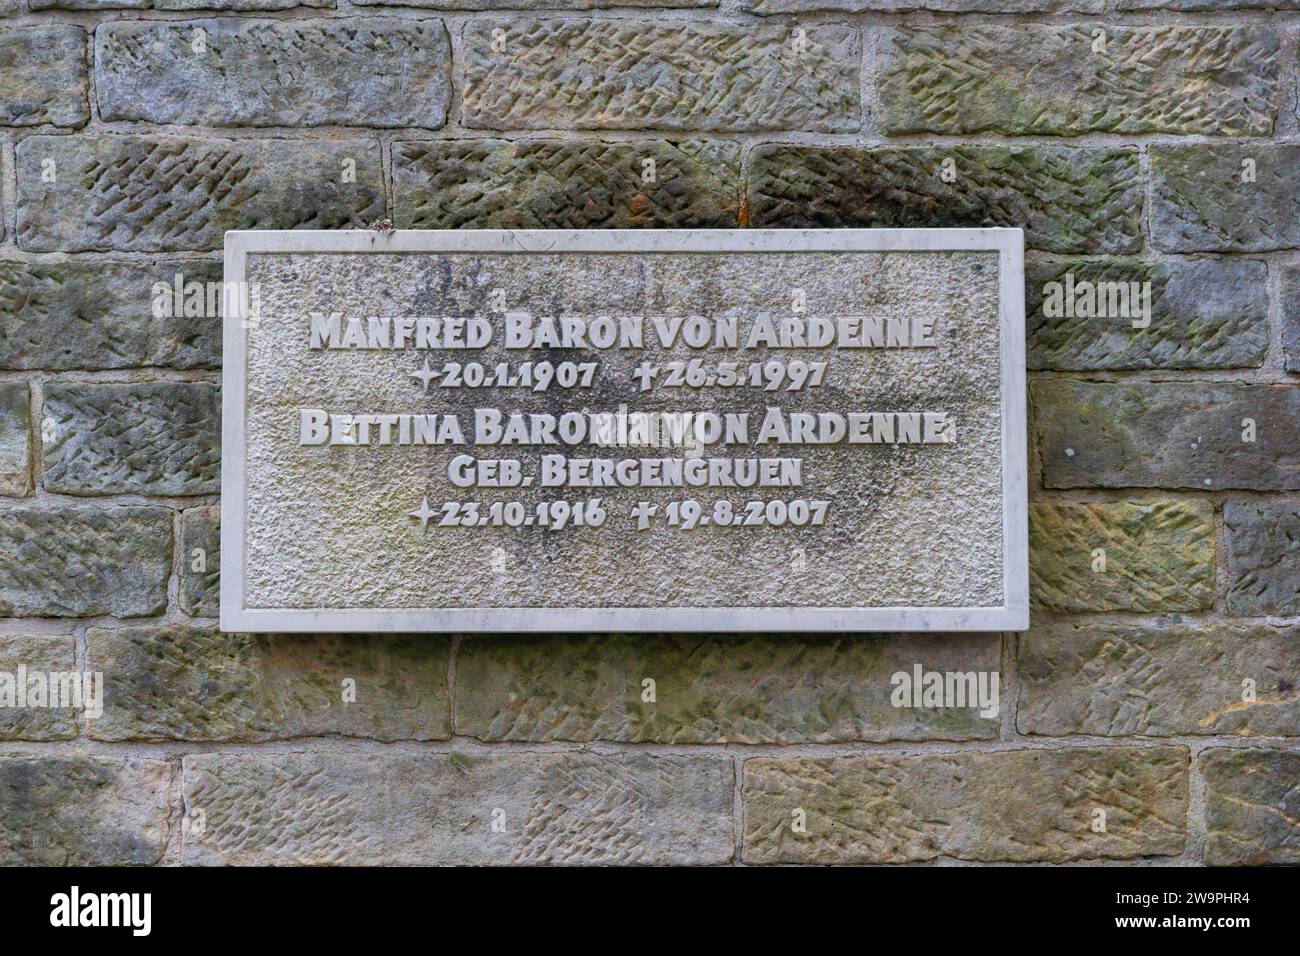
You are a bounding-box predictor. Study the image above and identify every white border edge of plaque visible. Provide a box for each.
[221,228,1029,634]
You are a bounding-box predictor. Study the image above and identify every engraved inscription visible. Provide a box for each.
[226,234,1024,631]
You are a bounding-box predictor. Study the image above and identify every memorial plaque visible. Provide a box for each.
[221,229,1027,632]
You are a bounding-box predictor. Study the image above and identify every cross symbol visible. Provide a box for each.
[632,361,659,392]
[630,501,657,531]
[407,496,438,528]
[410,358,439,393]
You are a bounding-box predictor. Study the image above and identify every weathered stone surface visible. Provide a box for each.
[750,146,1141,254]
[1283,264,1300,374]
[1019,621,1300,737]
[1120,0,1300,8]
[879,25,1278,137]
[1224,500,1300,615]
[743,747,1189,864]
[394,139,742,229]
[456,634,1002,743]
[17,135,383,253]
[182,751,733,864]
[0,384,30,497]
[87,626,450,742]
[1029,501,1214,613]
[42,382,219,496]
[0,259,221,370]
[0,27,89,128]
[462,19,859,132]
[1026,257,1268,371]
[179,506,219,617]
[240,248,1006,614]
[37,0,329,7]
[96,19,450,128]
[1034,380,1300,490]
[749,0,1101,10]
[0,634,77,740]
[0,753,169,864]
[1203,748,1300,865]
[0,507,171,617]
[362,0,713,6]
[1151,145,1300,253]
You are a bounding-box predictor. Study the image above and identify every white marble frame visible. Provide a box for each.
[222,228,1028,633]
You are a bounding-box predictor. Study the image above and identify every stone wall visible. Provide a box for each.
[0,0,1296,865]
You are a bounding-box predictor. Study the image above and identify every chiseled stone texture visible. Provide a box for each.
[1034,380,1300,490]
[1203,748,1300,866]
[1029,501,1214,613]
[17,135,383,253]
[749,0,1102,9]
[462,18,859,133]
[394,139,742,229]
[743,747,1189,864]
[879,25,1278,137]
[1025,257,1268,371]
[1019,621,1300,737]
[0,634,77,740]
[749,145,1141,254]
[0,383,31,497]
[0,259,221,370]
[35,0,330,7]
[96,19,451,129]
[456,634,1002,744]
[0,507,172,617]
[0,26,89,128]
[42,382,219,496]
[86,627,450,742]
[0,753,170,864]
[1120,0,1300,8]
[1224,500,1300,616]
[179,506,219,617]
[1151,145,1300,253]
[360,0,715,6]
[182,751,734,864]
[0,0,1290,872]
[1283,264,1300,374]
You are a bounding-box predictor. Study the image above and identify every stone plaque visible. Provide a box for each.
[221,230,1027,632]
